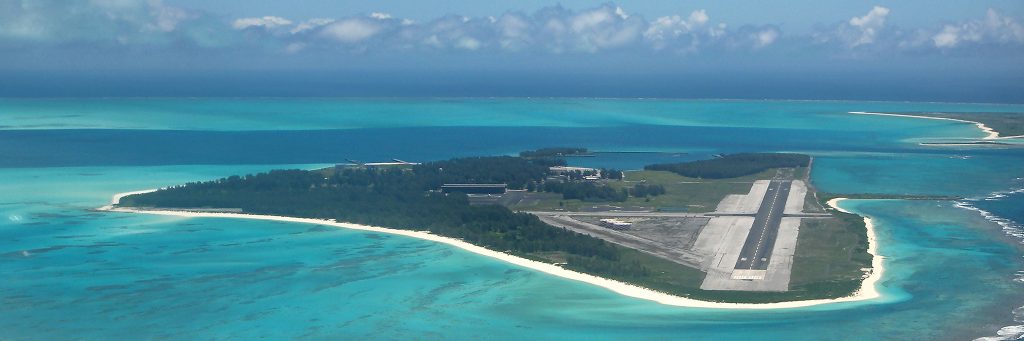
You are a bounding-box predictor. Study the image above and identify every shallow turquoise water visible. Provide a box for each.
[1,99,1022,340]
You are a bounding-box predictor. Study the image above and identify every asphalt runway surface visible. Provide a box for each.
[734,180,792,270]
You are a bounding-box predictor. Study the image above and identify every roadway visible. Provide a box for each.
[525,210,827,219]
[536,215,708,269]
[733,180,792,270]
[527,211,707,218]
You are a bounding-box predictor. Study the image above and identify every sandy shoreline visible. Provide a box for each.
[848,111,1014,140]
[99,190,884,310]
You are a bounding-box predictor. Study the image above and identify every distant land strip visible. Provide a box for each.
[849,111,1024,139]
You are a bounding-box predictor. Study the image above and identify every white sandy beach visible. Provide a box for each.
[99,191,884,310]
[848,111,1024,140]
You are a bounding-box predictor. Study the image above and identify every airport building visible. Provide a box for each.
[599,218,632,230]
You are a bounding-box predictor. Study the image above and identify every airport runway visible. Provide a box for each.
[734,180,791,270]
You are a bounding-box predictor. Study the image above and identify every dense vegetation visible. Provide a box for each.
[602,169,624,180]
[121,158,654,280]
[519,147,589,158]
[645,153,810,179]
[541,181,629,202]
[413,156,560,189]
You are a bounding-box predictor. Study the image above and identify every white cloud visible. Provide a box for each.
[932,26,960,48]
[643,10,714,51]
[983,8,1024,43]
[21,1,1024,59]
[422,34,442,48]
[232,16,292,30]
[147,1,192,32]
[848,6,890,47]
[564,5,643,52]
[570,8,614,33]
[614,6,629,20]
[929,8,1024,49]
[496,14,532,50]
[285,42,306,53]
[320,18,381,43]
[456,37,481,50]
[812,6,893,49]
[688,10,710,28]
[753,28,779,48]
[0,0,207,45]
[291,18,334,34]
[370,12,392,20]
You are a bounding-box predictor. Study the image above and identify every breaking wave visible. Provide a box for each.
[960,185,1024,341]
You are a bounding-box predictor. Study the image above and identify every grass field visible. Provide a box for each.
[527,232,871,303]
[789,216,871,287]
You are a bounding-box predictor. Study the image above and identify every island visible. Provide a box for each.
[850,111,1024,141]
[109,150,881,305]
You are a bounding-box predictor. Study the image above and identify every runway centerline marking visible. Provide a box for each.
[749,181,782,269]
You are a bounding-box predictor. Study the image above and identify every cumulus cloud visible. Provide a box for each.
[455,36,482,50]
[568,5,645,51]
[931,26,961,48]
[232,16,292,30]
[290,18,335,34]
[495,13,533,50]
[813,6,891,49]
[0,0,206,46]
[370,12,393,20]
[0,2,773,53]
[848,6,890,46]
[643,10,715,51]
[148,2,193,32]
[752,27,780,48]
[4,1,1021,60]
[930,9,1024,48]
[320,18,382,43]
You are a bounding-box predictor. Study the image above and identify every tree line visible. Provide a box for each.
[519,147,589,158]
[645,153,809,179]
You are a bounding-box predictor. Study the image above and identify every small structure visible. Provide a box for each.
[549,166,598,174]
[441,184,507,194]
[550,166,602,181]
[598,218,632,230]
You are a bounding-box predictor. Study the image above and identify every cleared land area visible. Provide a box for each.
[533,178,812,293]
[787,212,872,296]
[536,215,708,269]
[512,169,779,213]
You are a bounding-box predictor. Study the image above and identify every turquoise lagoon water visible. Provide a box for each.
[1,99,1023,340]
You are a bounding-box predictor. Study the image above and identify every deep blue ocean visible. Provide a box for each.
[1,98,1022,340]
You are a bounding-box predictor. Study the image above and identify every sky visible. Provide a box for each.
[1,0,1023,102]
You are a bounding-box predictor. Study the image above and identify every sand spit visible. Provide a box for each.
[848,111,1012,140]
[826,198,884,301]
[99,190,884,310]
